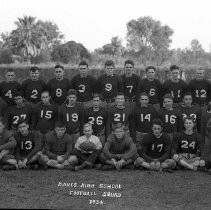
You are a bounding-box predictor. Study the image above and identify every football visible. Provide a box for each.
[79,141,97,152]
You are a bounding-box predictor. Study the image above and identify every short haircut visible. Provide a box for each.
[0,117,5,125]
[55,121,66,128]
[116,92,125,97]
[124,60,134,67]
[113,123,125,131]
[17,119,29,127]
[151,118,163,128]
[55,64,64,70]
[6,68,14,74]
[67,89,77,96]
[14,90,23,97]
[30,66,40,72]
[83,123,92,130]
[146,66,156,72]
[140,92,149,99]
[79,60,88,68]
[170,65,179,71]
[163,93,173,100]
[41,90,50,96]
[105,60,115,68]
[93,93,101,100]
[183,116,195,123]
[183,92,193,98]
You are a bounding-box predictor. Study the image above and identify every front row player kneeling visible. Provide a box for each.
[134,118,176,172]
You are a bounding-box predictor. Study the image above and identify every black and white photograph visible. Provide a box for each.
[1,0,211,209]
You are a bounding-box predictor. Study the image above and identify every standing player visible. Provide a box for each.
[107,92,132,136]
[58,89,84,144]
[5,91,33,131]
[31,91,58,135]
[137,66,162,111]
[22,66,46,107]
[84,94,108,146]
[162,65,187,106]
[172,116,206,171]
[178,92,201,132]
[47,65,72,105]
[0,68,21,106]
[97,60,123,108]
[14,120,42,169]
[187,69,211,111]
[71,61,97,108]
[158,94,182,139]
[131,92,158,147]
[121,60,140,110]
[134,119,176,172]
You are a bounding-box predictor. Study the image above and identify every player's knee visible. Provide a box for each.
[134,157,144,167]
[39,155,49,165]
[99,153,107,163]
[162,159,176,169]
[199,160,205,167]
[7,159,17,165]
[68,155,78,165]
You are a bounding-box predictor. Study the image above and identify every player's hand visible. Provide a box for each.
[22,158,28,168]
[155,161,161,171]
[199,159,205,167]
[57,156,64,163]
[173,154,179,162]
[115,154,122,160]
[116,159,125,169]
[150,161,156,170]
[111,158,117,165]
[18,160,24,169]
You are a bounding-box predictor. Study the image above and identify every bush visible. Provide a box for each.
[0,49,13,64]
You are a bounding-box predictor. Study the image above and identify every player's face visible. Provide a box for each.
[114,127,125,139]
[105,65,114,76]
[55,68,64,80]
[184,119,194,131]
[195,69,204,80]
[14,96,24,106]
[125,64,134,75]
[67,95,77,105]
[163,98,173,109]
[41,92,51,104]
[171,69,180,81]
[146,69,155,80]
[55,127,66,138]
[83,126,93,137]
[152,124,162,137]
[0,122,5,133]
[30,70,40,81]
[6,72,15,82]
[183,95,192,106]
[115,95,125,106]
[93,97,100,108]
[140,95,149,106]
[79,65,88,77]
[18,123,29,136]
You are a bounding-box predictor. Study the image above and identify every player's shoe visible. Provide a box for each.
[101,164,115,171]
[123,164,135,170]
[3,165,17,171]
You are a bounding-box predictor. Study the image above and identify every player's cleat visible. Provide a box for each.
[3,165,17,171]
[101,165,115,171]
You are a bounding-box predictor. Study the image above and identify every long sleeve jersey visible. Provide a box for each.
[0,130,16,152]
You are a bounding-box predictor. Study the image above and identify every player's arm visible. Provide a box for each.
[198,134,206,160]
[4,107,11,130]
[136,80,143,101]
[106,108,112,137]
[0,135,17,151]
[140,135,153,162]
[197,108,202,133]
[14,135,21,162]
[122,138,137,161]
[94,136,102,150]
[43,139,57,160]
[79,107,85,135]
[200,114,206,136]
[177,110,183,132]
[171,133,179,157]
[31,107,38,130]
[25,131,42,161]
[130,108,137,142]
[102,135,115,159]
[117,76,123,92]
[62,135,74,160]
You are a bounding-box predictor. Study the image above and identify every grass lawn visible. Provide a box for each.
[1,168,211,209]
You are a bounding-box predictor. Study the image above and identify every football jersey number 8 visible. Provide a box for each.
[56,88,62,97]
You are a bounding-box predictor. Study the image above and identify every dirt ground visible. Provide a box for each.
[0,168,211,210]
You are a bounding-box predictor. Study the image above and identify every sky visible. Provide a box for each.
[1,0,211,52]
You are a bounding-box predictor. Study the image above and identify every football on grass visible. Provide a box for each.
[79,141,97,152]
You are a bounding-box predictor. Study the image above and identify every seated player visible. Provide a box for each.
[31,90,58,135]
[74,123,102,171]
[100,123,138,171]
[134,119,176,172]
[0,117,17,170]
[14,120,42,169]
[172,116,206,171]
[39,121,78,170]
[84,94,108,146]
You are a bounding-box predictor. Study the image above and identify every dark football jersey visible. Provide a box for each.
[137,78,162,104]
[84,107,108,135]
[131,104,158,133]
[71,74,97,102]
[172,132,203,155]
[141,133,171,161]
[0,98,8,117]
[178,104,201,132]
[162,79,187,103]
[97,74,123,99]
[31,103,58,133]
[47,78,72,105]
[201,111,211,136]
[158,108,182,133]
[22,79,46,103]
[58,104,84,134]
[121,74,140,99]
[0,81,21,106]
[187,79,211,106]
[5,105,33,130]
